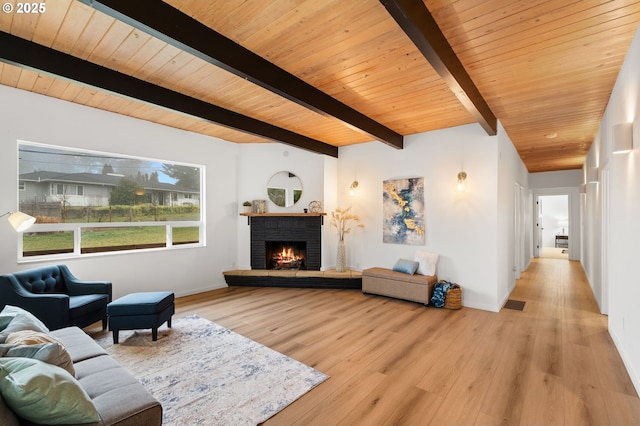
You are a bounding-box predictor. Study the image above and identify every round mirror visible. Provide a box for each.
[267,171,302,207]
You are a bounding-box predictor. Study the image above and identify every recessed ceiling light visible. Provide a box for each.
[545,132,557,139]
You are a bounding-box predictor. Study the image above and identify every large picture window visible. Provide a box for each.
[18,142,204,259]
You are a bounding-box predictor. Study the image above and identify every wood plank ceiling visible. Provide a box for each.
[1,0,638,172]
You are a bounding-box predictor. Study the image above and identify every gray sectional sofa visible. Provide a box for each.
[0,322,161,425]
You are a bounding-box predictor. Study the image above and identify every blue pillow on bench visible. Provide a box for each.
[392,259,420,275]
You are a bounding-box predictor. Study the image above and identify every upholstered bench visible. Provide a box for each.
[362,267,437,305]
[107,291,175,344]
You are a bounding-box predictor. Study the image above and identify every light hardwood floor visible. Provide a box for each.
[166,258,640,425]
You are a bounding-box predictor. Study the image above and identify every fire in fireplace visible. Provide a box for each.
[266,242,306,270]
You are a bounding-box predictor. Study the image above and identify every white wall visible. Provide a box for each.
[322,156,339,269]
[584,26,640,393]
[529,170,582,188]
[0,86,237,299]
[582,142,602,304]
[497,121,531,306]
[338,124,508,311]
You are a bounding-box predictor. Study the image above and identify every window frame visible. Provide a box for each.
[17,141,205,262]
[19,221,203,261]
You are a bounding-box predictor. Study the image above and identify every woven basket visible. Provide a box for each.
[443,282,462,310]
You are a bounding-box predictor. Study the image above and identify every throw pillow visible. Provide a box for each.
[0,358,99,425]
[0,306,49,343]
[392,258,420,275]
[2,330,75,377]
[414,250,439,276]
[5,329,60,346]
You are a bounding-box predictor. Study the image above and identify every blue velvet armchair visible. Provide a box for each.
[0,264,112,330]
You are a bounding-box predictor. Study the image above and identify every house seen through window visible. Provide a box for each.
[17,142,204,259]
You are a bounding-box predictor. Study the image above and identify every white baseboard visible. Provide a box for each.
[609,326,640,396]
[174,283,227,298]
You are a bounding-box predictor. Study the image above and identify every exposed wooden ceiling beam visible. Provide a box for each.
[78,0,404,150]
[380,0,497,135]
[0,32,338,157]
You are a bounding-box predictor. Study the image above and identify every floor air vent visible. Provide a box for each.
[503,299,526,311]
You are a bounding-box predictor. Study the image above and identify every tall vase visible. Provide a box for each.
[336,240,346,272]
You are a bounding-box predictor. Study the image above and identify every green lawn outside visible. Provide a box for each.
[172,227,200,244]
[81,226,166,248]
[23,226,200,253]
[24,231,74,252]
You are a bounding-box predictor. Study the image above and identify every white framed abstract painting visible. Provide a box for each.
[382,177,426,245]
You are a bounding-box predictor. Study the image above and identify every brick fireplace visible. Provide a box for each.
[249,214,322,270]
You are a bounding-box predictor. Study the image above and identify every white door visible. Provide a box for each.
[535,198,543,257]
[514,183,521,278]
[601,165,610,315]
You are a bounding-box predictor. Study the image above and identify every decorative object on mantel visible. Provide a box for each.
[382,177,425,245]
[252,199,266,214]
[242,201,252,214]
[308,200,322,213]
[330,206,364,272]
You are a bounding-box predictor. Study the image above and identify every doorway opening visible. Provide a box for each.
[538,195,569,259]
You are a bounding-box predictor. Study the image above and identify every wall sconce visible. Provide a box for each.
[456,171,467,192]
[587,166,599,183]
[349,180,359,196]
[612,122,634,154]
[1,211,36,232]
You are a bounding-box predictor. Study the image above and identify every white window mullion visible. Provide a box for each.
[74,226,82,255]
[166,224,173,248]
[16,231,24,260]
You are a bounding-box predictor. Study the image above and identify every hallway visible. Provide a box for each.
[505,258,639,425]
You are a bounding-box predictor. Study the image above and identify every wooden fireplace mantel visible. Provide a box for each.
[239,213,326,217]
[240,212,326,225]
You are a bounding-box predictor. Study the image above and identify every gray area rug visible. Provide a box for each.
[95,315,328,425]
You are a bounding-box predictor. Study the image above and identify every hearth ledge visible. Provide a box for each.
[223,269,362,289]
[223,269,361,278]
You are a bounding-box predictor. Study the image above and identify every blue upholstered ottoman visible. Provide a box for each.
[107,291,175,344]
